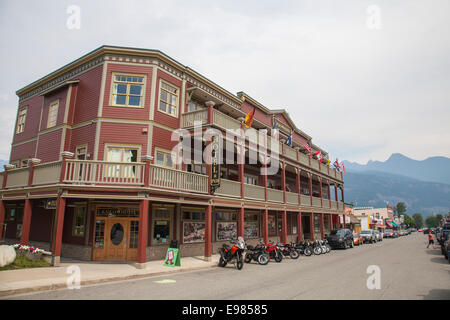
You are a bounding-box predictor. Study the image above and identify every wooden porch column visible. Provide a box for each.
[281,210,287,245]
[20,199,33,245]
[51,197,66,266]
[328,181,332,208]
[137,199,149,266]
[334,183,338,202]
[296,168,301,205]
[0,200,5,240]
[297,212,302,243]
[319,177,323,207]
[239,120,245,199]
[309,173,313,206]
[262,209,269,244]
[341,185,345,203]
[238,207,245,238]
[281,162,286,203]
[310,213,314,241]
[329,214,333,231]
[320,213,325,239]
[204,204,212,260]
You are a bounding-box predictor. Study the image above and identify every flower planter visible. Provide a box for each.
[15,248,43,261]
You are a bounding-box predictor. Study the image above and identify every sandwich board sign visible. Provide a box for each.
[164,248,181,267]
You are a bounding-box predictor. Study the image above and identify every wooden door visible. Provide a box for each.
[105,219,128,260]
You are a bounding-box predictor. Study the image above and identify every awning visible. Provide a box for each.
[386,221,393,228]
[392,222,399,227]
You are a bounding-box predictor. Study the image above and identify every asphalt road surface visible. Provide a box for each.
[7,232,450,300]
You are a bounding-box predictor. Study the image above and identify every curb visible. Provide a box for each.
[0,264,217,298]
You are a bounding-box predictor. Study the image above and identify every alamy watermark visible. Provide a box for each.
[66,265,81,289]
[66,5,81,30]
[366,265,381,290]
[366,5,382,30]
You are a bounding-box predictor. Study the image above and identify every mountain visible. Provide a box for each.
[344,153,450,185]
[344,170,450,217]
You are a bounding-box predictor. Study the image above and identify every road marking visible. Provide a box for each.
[154,279,177,284]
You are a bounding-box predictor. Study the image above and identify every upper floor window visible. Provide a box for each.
[112,74,144,107]
[107,146,138,163]
[47,101,59,128]
[155,148,175,168]
[158,81,179,117]
[16,108,27,134]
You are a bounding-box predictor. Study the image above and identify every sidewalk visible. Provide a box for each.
[0,254,220,298]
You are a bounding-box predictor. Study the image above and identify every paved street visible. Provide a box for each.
[6,232,450,300]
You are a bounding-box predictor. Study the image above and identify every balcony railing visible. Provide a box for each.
[301,194,310,205]
[283,145,297,161]
[182,109,208,127]
[244,183,265,201]
[215,179,241,198]
[323,199,330,208]
[267,188,284,203]
[312,196,321,207]
[5,167,29,188]
[213,109,241,131]
[33,161,62,185]
[149,165,208,194]
[286,191,298,205]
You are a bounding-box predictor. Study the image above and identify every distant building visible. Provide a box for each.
[351,205,393,231]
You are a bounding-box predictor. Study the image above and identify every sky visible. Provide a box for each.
[0,0,449,164]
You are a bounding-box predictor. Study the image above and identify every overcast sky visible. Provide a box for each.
[0,0,449,164]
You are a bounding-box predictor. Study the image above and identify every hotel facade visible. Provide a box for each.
[0,46,345,266]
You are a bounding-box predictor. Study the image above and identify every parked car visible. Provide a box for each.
[360,230,376,243]
[393,230,400,237]
[438,223,450,256]
[411,228,417,232]
[353,233,363,246]
[444,238,450,264]
[326,229,354,249]
[374,230,383,242]
[383,229,394,238]
[418,229,423,232]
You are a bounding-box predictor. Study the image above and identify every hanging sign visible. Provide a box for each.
[164,248,181,267]
[210,135,221,194]
[44,199,57,210]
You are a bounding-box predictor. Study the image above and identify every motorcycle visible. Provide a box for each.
[218,236,246,270]
[322,239,331,253]
[319,240,329,254]
[278,242,300,259]
[244,241,270,265]
[265,241,283,262]
[294,240,313,256]
[312,240,323,255]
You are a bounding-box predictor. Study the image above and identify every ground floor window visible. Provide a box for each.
[268,213,277,236]
[72,205,86,237]
[182,208,205,244]
[314,214,321,236]
[244,211,259,239]
[216,209,237,241]
[152,205,173,245]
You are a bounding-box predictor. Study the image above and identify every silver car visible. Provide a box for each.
[360,230,376,243]
[374,230,383,242]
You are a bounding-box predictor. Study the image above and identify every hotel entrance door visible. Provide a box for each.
[105,219,128,260]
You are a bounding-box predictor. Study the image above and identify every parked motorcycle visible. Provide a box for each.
[322,239,331,253]
[312,240,323,255]
[265,241,283,262]
[244,241,270,265]
[277,242,300,259]
[294,240,313,256]
[218,236,246,270]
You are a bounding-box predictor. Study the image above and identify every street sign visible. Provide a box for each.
[164,248,181,267]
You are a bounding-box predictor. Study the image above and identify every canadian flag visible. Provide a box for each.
[314,150,322,163]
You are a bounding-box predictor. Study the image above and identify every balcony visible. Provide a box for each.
[180,108,343,182]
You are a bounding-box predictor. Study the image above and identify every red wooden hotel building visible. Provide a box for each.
[0,46,345,267]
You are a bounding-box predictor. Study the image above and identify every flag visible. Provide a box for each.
[286,131,293,147]
[271,122,279,140]
[244,107,255,129]
[299,140,311,156]
[314,150,322,162]
[333,159,341,172]
[324,155,330,166]
[340,162,346,174]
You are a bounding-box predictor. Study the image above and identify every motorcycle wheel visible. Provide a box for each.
[218,257,227,267]
[326,245,331,253]
[275,252,283,262]
[304,248,312,256]
[313,247,322,255]
[244,254,252,263]
[236,260,243,270]
[257,253,270,265]
[290,250,300,259]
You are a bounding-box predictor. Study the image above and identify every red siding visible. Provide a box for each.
[241,101,272,128]
[72,65,103,124]
[151,126,178,158]
[10,140,37,164]
[98,122,149,160]
[29,206,54,242]
[35,130,63,162]
[68,123,97,158]
[102,63,153,120]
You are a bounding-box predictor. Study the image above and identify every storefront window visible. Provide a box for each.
[182,208,205,243]
[244,212,259,239]
[152,207,171,245]
[268,213,277,236]
[73,206,86,237]
[216,210,237,241]
[314,214,321,236]
[94,220,105,248]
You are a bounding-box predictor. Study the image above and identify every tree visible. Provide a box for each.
[436,214,443,226]
[402,214,415,228]
[394,202,407,217]
[425,216,439,228]
[412,213,424,228]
